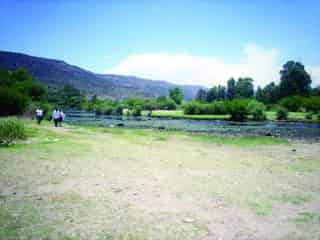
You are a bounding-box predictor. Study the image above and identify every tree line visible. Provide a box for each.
[195,61,319,103]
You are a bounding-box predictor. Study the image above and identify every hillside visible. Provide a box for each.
[0,51,203,100]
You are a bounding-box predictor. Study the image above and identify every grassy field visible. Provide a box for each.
[149,110,319,122]
[1,120,320,239]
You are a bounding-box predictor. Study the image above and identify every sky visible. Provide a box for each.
[1,0,320,87]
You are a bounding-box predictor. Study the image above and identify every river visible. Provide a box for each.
[64,110,320,140]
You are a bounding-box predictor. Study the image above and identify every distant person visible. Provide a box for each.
[52,108,60,127]
[35,107,44,125]
[58,109,65,127]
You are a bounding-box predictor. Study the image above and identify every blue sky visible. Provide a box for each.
[1,0,319,86]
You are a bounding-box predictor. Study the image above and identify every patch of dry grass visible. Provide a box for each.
[0,120,320,239]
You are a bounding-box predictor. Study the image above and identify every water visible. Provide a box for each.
[64,110,320,140]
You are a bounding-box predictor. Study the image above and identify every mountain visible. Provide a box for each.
[0,51,203,100]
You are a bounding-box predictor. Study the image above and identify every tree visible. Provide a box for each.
[207,87,218,102]
[169,87,184,104]
[256,82,280,104]
[195,88,207,102]
[311,86,320,96]
[279,61,311,97]
[235,77,254,98]
[226,78,236,100]
[256,87,264,102]
[217,85,226,100]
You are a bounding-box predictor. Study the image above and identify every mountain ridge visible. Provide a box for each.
[0,50,203,100]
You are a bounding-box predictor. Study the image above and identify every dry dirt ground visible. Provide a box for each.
[0,121,320,240]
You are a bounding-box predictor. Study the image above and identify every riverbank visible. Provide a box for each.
[65,111,320,140]
[148,110,320,122]
[1,120,320,239]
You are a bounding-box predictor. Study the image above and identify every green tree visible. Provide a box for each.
[207,87,218,102]
[279,61,311,97]
[195,88,208,102]
[226,78,236,100]
[256,82,280,104]
[235,77,254,98]
[169,87,184,104]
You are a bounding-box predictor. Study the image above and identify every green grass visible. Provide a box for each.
[295,212,320,223]
[249,201,273,216]
[149,110,230,120]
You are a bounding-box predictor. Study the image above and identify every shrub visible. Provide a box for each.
[183,101,201,115]
[303,96,320,113]
[276,106,288,120]
[211,101,228,114]
[132,107,142,117]
[113,105,123,115]
[280,96,303,112]
[248,100,266,121]
[227,99,250,121]
[0,118,26,145]
[305,112,313,120]
[0,87,29,116]
[317,113,320,121]
[103,106,114,115]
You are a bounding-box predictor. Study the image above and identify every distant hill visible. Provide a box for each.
[0,51,203,100]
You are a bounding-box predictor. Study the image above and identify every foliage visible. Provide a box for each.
[0,118,26,145]
[256,82,280,104]
[47,84,86,109]
[227,99,250,121]
[169,87,184,105]
[0,68,47,116]
[280,96,304,112]
[305,112,313,120]
[155,96,177,110]
[207,85,226,102]
[248,100,266,121]
[279,61,311,97]
[183,101,228,115]
[234,77,254,99]
[276,106,288,120]
[303,97,320,113]
[0,87,28,116]
[131,106,142,117]
[226,78,236,100]
[195,89,208,102]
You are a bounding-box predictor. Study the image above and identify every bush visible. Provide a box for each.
[276,106,288,120]
[248,100,266,121]
[280,96,303,112]
[305,112,313,120]
[132,107,142,117]
[183,101,201,115]
[227,99,250,121]
[113,105,123,115]
[303,96,320,113]
[102,106,114,115]
[317,113,320,121]
[0,87,29,116]
[0,118,26,145]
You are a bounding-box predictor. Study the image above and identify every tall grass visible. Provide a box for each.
[0,118,26,145]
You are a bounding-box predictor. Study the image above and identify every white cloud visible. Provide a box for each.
[106,43,320,87]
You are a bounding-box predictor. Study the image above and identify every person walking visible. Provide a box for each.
[58,109,65,127]
[35,107,44,125]
[52,108,60,127]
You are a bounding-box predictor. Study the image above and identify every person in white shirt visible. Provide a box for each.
[52,108,60,127]
[35,108,44,125]
[58,109,65,127]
